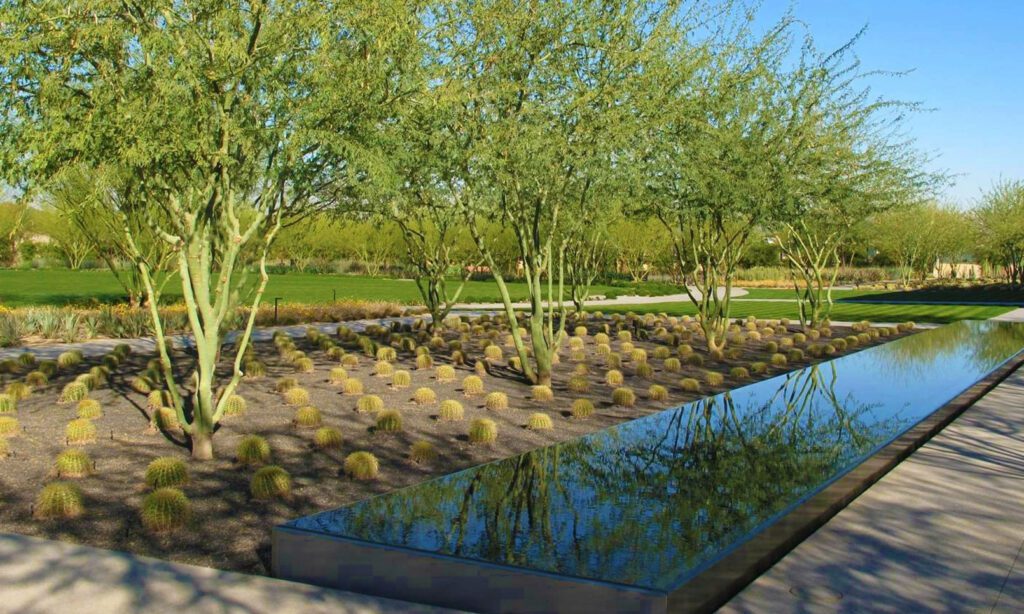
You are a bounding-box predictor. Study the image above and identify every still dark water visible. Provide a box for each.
[286,321,1024,592]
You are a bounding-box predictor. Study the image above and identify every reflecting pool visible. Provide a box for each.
[285,320,1024,593]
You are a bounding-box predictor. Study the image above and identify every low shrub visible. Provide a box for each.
[527,412,553,430]
[611,387,636,407]
[145,457,189,489]
[469,418,498,444]
[34,482,84,519]
[237,435,272,466]
[141,487,192,533]
[251,465,292,500]
[344,451,379,479]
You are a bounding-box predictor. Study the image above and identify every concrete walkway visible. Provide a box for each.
[453,287,749,311]
[722,367,1024,614]
[0,533,453,614]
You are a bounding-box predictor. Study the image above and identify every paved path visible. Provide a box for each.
[722,367,1024,614]
[0,533,454,614]
[453,287,749,311]
[993,307,1024,322]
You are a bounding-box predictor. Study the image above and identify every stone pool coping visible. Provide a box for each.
[669,344,1024,613]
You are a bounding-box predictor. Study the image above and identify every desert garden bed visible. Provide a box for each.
[0,311,914,575]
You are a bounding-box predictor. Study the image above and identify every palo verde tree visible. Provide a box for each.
[366,85,479,330]
[432,0,676,385]
[769,31,939,328]
[975,179,1024,288]
[639,13,801,352]
[0,1,418,459]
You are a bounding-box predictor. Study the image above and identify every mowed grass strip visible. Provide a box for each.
[0,269,668,308]
[595,300,1012,323]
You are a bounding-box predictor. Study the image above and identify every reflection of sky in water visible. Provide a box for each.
[288,321,1024,592]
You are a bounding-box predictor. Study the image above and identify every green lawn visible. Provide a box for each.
[736,287,890,300]
[0,269,669,308]
[738,285,1024,305]
[593,300,1012,324]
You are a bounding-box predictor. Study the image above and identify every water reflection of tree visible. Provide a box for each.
[309,366,908,590]
[878,321,1024,378]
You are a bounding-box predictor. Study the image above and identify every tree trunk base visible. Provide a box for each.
[191,431,214,460]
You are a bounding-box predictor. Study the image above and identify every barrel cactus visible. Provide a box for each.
[34,482,84,519]
[250,465,292,500]
[484,392,508,411]
[236,435,272,466]
[141,488,192,533]
[468,418,498,444]
[526,413,553,431]
[409,441,437,464]
[293,406,322,428]
[55,449,93,478]
[65,418,97,444]
[313,427,343,450]
[145,457,189,489]
[375,410,403,433]
[343,451,380,480]
[611,387,636,408]
[60,381,89,404]
[439,399,464,421]
[356,394,384,414]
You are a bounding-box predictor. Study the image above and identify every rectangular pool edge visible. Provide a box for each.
[667,345,1024,613]
[271,527,668,613]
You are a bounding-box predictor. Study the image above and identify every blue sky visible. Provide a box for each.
[757,0,1024,207]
